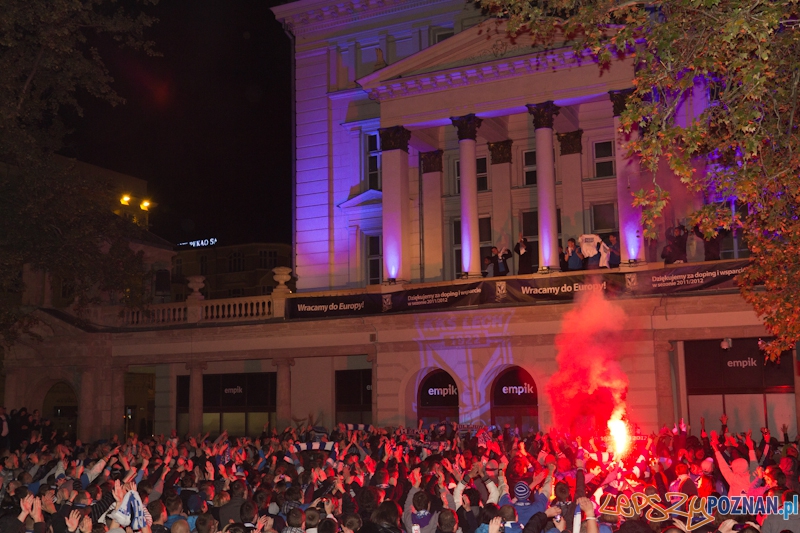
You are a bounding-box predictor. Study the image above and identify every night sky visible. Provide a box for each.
[63,0,293,246]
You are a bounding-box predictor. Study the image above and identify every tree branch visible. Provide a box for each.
[16,46,45,115]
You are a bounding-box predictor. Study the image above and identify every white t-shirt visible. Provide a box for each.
[579,234,602,257]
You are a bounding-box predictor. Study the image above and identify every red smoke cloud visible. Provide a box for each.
[546,291,629,435]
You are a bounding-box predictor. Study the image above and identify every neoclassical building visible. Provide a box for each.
[4,0,797,441]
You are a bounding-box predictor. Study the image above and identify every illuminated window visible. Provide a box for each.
[455,157,488,194]
[593,141,615,178]
[228,252,244,273]
[367,236,382,285]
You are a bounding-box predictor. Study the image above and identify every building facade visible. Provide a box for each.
[3,0,797,441]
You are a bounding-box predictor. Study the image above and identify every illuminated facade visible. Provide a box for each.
[4,0,798,441]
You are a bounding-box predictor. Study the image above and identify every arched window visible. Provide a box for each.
[491,366,538,433]
[418,369,459,426]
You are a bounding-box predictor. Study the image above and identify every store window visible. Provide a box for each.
[176,372,277,437]
[491,366,538,433]
[685,338,795,435]
[418,369,459,427]
[335,369,372,424]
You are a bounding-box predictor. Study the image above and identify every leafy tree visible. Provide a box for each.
[0,0,159,338]
[478,0,800,359]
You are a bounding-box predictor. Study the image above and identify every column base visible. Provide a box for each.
[618,259,647,269]
[537,266,561,274]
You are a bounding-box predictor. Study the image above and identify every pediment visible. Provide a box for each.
[338,188,382,208]
[358,19,568,88]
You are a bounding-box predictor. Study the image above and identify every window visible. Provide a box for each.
[199,255,208,276]
[228,252,244,273]
[591,204,618,246]
[431,27,454,44]
[259,250,278,269]
[591,203,618,233]
[453,217,493,277]
[521,210,562,270]
[173,258,182,277]
[721,200,750,259]
[367,235,382,285]
[523,150,537,186]
[366,134,381,190]
[228,288,244,298]
[455,157,488,194]
[174,293,186,302]
[261,286,273,296]
[335,369,372,424]
[593,141,615,178]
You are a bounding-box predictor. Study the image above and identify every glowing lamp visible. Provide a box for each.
[140,200,151,211]
[120,195,131,205]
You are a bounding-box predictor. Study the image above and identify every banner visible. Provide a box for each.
[285,260,749,318]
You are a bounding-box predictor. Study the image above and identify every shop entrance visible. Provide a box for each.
[418,369,459,426]
[491,366,538,432]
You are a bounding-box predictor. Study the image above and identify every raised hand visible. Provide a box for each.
[65,510,82,533]
[488,516,503,533]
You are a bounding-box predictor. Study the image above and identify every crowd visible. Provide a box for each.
[0,409,797,533]
[481,224,730,277]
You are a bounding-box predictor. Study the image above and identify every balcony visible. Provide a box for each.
[70,260,749,329]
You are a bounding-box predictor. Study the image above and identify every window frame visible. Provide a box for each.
[523,149,537,187]
[455,156,489,194]
[228,252,244,273]
[592,140,616,179]
[452,216,493,278]
[366,235,382,285]
[365,133,381,191]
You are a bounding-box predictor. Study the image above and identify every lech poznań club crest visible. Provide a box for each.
[382,294,392,312]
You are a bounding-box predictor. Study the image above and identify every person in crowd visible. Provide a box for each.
[487,247,512,277]
[514,234,533,275]
[0,410,798,533]
[607,234,621,269]
[483,257,494,278]
[564,239,584,271]
[692,225,729,262]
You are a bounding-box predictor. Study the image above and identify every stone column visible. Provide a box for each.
[488,140,513,264]
[272,358,295,429]
[654,341,676,427]
[451,114,483,277]
[186,361,207,436]
[379,126,412,282]
[78,366,95,442]
[421,150,445,281]
[610,90,646,265]
[557,130,585,242]
[110,365,127,437]
[527,102,561,270]
[367,352,378,425]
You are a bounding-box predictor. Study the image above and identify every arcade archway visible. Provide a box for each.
[418,369,459,426]
[42,382,78,436]
[491,366,538,432]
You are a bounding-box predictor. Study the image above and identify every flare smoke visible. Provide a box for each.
[546,291,629,435]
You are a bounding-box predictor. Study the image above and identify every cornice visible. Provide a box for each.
[273,0,458,37]
[364,48,598,102]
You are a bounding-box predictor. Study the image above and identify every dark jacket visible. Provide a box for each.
[514,240,534,275]
[488,249,512,276]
